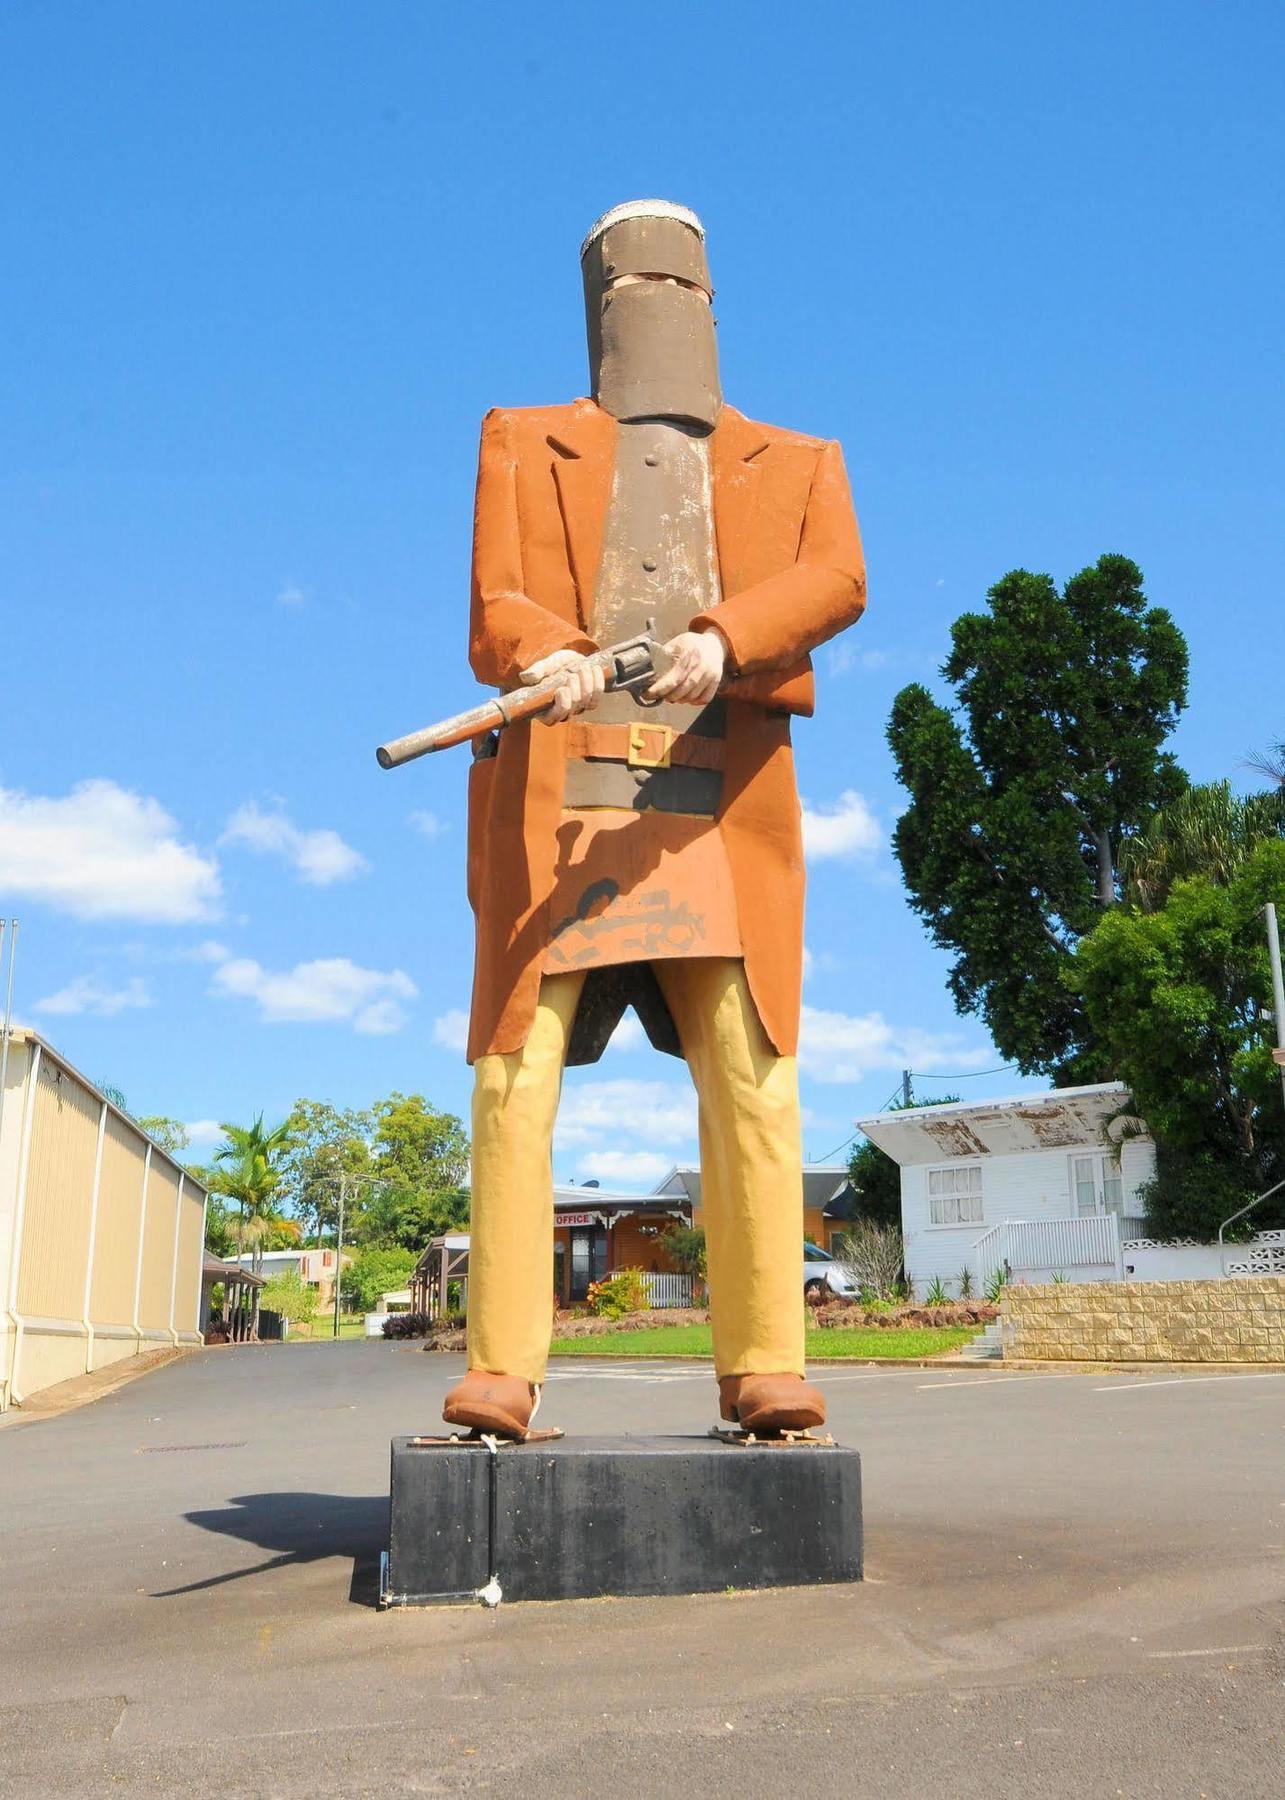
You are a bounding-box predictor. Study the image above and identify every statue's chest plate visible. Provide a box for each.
[566,420,726,816]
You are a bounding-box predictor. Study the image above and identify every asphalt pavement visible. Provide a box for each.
[1,1341,1282,1798]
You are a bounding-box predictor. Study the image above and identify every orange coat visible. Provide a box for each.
[465,398,866,1064]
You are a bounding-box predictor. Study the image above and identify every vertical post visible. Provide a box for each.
[4,1039,42,1406]
[131,1145,153,1355]
[166,1173,185,1347]
[194,1188,209,1339]
[81,1101,108,1372]
[439,1243,448,1319]
[333,1171,347,1338]
[901,1069,913,1109]
[1265,903,1285,1116]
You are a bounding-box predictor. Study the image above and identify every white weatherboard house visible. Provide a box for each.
[855,1083,1157,1298]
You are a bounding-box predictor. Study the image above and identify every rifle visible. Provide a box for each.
[376,626,673,769]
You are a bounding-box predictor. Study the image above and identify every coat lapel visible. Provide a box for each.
[549,400,617,630]
[712,406,771,598]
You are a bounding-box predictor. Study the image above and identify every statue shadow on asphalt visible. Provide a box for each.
[152,1493,386,1607]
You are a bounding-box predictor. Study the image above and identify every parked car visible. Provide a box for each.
[803,1242,857,1301]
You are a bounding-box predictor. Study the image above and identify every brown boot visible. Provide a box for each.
[719,1372,826,1434]
[442,1370,537,1439]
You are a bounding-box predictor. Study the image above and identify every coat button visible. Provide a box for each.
[644,453,659,467]
[642,556,657,572]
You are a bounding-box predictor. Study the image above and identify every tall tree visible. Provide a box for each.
[888,554,1188,1077]
[212,1114,292,1272]
[1072,838,1285,1236]
[277,1100,374,1244]
[359,1092,470,1251]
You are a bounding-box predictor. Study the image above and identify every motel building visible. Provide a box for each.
[410,1163,857,1318]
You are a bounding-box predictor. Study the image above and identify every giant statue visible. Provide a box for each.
[439,200,866,1439]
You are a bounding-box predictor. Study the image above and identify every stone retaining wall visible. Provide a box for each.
[1002,1276,1285,1363]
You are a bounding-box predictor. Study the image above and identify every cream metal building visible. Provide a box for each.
[0,1029,208,1409]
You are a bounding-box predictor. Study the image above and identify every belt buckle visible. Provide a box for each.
[627,722,673,770]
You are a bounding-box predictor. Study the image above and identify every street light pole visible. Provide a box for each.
[1265,902,1285,1116]
[333,1169,348,1339]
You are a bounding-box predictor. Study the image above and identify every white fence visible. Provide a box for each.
[638,1271,694,1308]
[971,1215,1122,1291]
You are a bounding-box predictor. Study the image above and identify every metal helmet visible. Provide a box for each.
[580,200,722,430]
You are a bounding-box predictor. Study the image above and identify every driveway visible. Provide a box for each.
[1,1342,1282,1797]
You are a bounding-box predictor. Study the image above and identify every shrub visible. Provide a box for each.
[923,1276,949,1306]
[586,1269,651,1320]
[345,1246,417,1314]
[958,1266,974,1299]
[380,1311,464,1339]
[260,1268,318,1324]
[835,1221,904,1302]
[661,1223,708,1280]
[984,1266,1008,1303]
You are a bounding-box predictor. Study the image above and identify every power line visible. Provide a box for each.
[909,1066,1016,1082]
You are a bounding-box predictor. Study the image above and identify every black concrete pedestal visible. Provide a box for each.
[383,1434,862,1606]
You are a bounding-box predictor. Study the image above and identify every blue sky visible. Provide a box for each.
[3,2,1282,1187]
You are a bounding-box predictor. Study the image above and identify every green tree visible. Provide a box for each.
[1071,838,1285,1237]
[277,1099,374,1244]
[356,1092,470,1251]
[345,1246,417,1313]
[211,1114,292,1272]
[260,1267,318,1325]
[661,1223,707,1280]
[137,1116,190,1156]
[201,1192,236,1258]
[847,1094,961,1228]
[888,554,1188,1077]
[1118,781,1283,911]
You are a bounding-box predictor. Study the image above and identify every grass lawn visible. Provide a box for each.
[285,1315,367,1342]
[547,1324,977,1360]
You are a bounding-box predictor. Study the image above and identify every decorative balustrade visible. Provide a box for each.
[971,1214,1122,1290]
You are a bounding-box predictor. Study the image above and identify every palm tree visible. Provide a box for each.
[1247,738,1284,791]
[213,1115,293,1275]
[1118,780,1284,911]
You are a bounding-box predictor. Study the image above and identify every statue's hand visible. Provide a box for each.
[520,649,606,724]
[645,628,727,705]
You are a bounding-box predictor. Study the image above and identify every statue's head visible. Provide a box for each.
[580,200,721,431]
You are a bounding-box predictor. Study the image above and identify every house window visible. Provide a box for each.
[927,1164,983,1225]
[1071,1152,1124,1215]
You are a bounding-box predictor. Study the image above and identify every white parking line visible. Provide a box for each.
[1093,1372,1285,1392]
[1146,1644,1264,1659]
[915,1374,1050,1390]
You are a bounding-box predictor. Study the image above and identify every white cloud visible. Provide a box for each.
[276,584,307,607]
[800,790,882,862]
[556,1078,697,1149]
[220,802,369,886]
[0,780,221,923]
[211,956,416,1033]
[799,1003,993,1086]
[184,1119,224,1147]
[409,810,447,839]
[432,1009,470,1052]
[34,975,152,1018]
[826,642,891,676]
[188,940,231,963]
[577,1149,671,1186]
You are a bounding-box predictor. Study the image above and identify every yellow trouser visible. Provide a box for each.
[467,957,804,1383]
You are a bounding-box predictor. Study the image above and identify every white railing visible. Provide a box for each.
[637,1271,694,1308]
[972,1215,1122,1290]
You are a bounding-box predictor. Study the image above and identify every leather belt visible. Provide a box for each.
[564,720,725,773]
